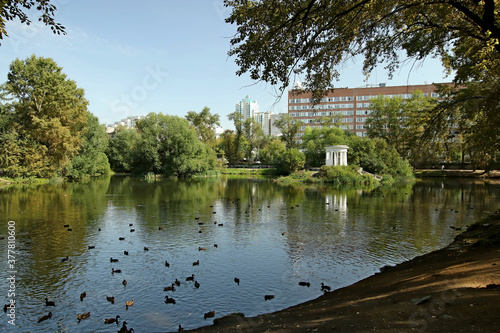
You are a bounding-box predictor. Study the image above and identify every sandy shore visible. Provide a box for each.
[179,213,500,333]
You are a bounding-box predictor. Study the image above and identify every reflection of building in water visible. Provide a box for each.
[325,194,348,212]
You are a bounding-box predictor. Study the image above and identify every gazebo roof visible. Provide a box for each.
[325,145,349,150]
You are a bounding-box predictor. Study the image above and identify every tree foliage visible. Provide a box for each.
[185,106,220,148]
[273,113,303,149]
[133,113,217,178]
[366,91,446,165]
[0,55,88,178]
[347,135,413,177]
[107,126,139,173]
[67,112,110,179]
[301,123,347,167]
[298,120,413,177]
[217,129,240,165]
[242,117,265,162]
[225,0,499,97]
[274,148,305,175]
[259,138,286,165]
[227,111,245,161]
[0,0,65,43]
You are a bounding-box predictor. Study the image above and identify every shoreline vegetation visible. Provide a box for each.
[182,212,500,333]
[1,168,500,187]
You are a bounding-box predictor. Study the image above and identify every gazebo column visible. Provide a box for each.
[325,145,349,167]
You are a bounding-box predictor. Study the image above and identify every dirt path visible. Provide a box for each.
[180,213,500,333]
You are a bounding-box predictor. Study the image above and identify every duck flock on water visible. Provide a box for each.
[29,204,332,332]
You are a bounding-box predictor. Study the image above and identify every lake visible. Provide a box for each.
[1,176,499,332]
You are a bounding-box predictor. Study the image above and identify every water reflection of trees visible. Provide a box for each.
[281,180,500,278]
[0,177,111,296]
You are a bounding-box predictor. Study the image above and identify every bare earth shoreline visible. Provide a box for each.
[181,213,500,333]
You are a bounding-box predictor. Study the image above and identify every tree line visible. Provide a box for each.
[0,55,413,180]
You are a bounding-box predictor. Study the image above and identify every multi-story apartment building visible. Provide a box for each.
[235,95,259,120]
[254,111,272,136]
[288,82,450,138]
[253,111,284,137]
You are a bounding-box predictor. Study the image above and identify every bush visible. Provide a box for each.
[274,149,305,175]
[347,136,413,178]
[318,165,377,186]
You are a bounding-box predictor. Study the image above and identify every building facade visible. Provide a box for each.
[253,111,285,137]
[236,95,259,120]
[254,111,272,136]
[106,115,147,134]
[288,83,450,139]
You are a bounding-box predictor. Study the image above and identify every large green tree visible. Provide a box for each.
[259,138,286,165]
[217,129,239,164]
[242,117,265,162]
[366,91,446,166]
[107,126,139,173]
[67,112,110,179]
[1,55,88,178]
[185,106,221,148]
[347,135,413,177]
[133,113,217,177]
[273,113,303,149]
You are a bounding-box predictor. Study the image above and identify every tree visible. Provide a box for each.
[1,55,88,177]
[1,0,65,43]
[133,113,217,177]
[67,112,110,179]
[225,0,499,97]
[273,114,303,149]
[366,91,443,166]
[218,129,240,164]
[107,126,139,173]
[227,111,245,162]
[185,106,220,148]
[347,135,413,177]
[301,124,347,167]
[432,82,500,170]
[242,117,265,162]
[259,138,286,165]
[274,148,305,175]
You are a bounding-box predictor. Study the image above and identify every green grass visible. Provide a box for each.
[220,168,278,176]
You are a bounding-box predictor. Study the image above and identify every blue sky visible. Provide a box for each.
[0,0,452,130]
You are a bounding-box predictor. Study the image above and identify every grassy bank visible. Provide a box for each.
[274,166,380,187]
[415,169,500,178]
[220,168,279,176]
[0,176,54,186]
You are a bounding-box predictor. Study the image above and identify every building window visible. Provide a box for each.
[356,117,365,122]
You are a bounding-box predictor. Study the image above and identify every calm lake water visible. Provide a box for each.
[1,176,500,332]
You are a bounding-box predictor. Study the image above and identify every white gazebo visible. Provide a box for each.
[325,145,349,166]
